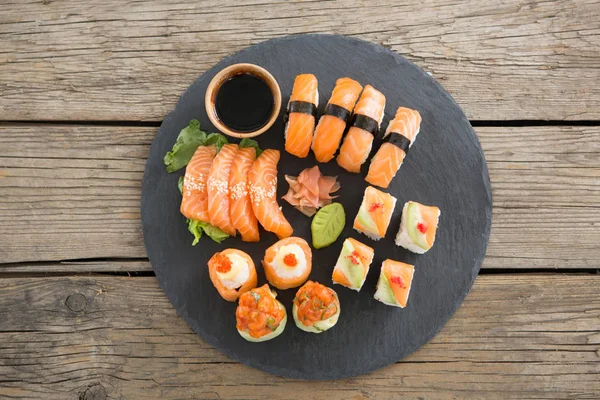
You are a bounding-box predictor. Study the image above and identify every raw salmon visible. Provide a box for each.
[312,78,363,163]
[207,143,238,236]
[366,107,422,188]
[337,85,386,173]
[285,74,318,158]
[180,145,217,222]
[248,149,293,238]
[229,147,260,242]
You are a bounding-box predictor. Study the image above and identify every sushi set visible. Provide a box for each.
[141,34,492,379]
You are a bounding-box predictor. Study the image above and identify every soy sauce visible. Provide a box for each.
[215,73,274,132]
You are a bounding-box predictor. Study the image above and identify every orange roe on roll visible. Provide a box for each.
[283,253,298,267]
[214,254,232,273]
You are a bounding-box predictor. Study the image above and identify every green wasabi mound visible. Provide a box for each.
[311,202,346,249]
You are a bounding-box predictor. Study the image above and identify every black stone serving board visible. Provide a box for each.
[141,34,492,380]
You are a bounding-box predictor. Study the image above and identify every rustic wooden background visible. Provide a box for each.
[1,0,599,399]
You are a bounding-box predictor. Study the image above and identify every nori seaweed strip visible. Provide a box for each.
[351,114,379,136]
[287,101,317,117]
[382,132,411,153]
[323,103,351,122]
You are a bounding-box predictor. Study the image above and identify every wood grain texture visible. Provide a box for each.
[0,274,598,399]
[1,0,599,121]
[0,124,598,268]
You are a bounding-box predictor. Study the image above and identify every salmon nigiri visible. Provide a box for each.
[374,260,415,308]
[285,74,318,158]
[312,77,363,163]
[180,145,217,222]
[229,147,260,242]
[337,85,386,173]
[207,143,238,236]
[248,149,293,239]
[366,107,422,188]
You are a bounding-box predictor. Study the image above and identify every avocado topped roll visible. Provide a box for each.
[236,284,287,342]
[374,260,415,308]
[395,201,441,254]
[293,281,341,333]
[332,238,374,291]
[353,186,397,241]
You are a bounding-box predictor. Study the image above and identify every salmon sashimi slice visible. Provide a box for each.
[180,145,217,222]
[366,107,422,188]
[248,149,294,239]
[285,74,318,158]
[207,143,238,236]
[337,85,386,173]
[229,147,260,242]
[312,77,363,163]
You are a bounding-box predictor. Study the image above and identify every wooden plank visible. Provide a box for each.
[0,0,599,121]
[0,275,598,399]
[0,124,598,268]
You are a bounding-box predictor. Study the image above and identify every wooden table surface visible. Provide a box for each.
[1,1,599,398]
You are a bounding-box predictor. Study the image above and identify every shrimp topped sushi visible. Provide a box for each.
[374,259,415,308]
[248,149,293,239]
[332,238,374,291]
[293,281,341,333]
[285,74,318,158]
[366,107,422,188]
[312,77,363,163]
[208,249,257,302]
[263,237,312,290]
[395,201,441,254]
[337,85,386,173]
[236,284,287,342]
[353,186,397,240]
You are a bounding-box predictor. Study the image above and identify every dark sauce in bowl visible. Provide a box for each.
[215,73,274,133]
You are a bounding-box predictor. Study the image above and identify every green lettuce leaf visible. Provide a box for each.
[238,138,263,157]
[198,221,229,243]
[164,120,208,173]
[204,132,229,152]
[178,176,184,194]
[186,219,203,246]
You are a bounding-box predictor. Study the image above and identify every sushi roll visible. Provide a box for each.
[293,281,341,333]
[312,77,363,163]
[366,107,422,189]
[374,259,415,308]
[336,85,386,173]
[284,74,318,158]
[262,237,312,290]
[208,249,258,302]
[353,186,397,240]
[236,284,287,342]
[332,238,374,291]
[395,201,441,254]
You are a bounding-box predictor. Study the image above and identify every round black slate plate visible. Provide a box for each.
[141,34,492,380]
